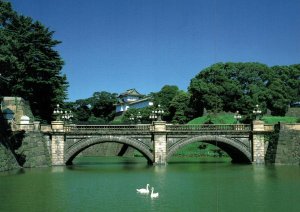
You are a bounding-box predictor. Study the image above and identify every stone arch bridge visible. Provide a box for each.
[48,120,271,166]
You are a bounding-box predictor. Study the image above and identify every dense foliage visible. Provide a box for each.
[65,91,117,124]
[189,62,300,118]
[0,0,68,121]
[68,85,193,124]
[69,63,300,124]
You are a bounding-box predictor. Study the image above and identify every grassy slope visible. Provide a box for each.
[188,113,299,125]
[261,116,298,124]
[178,113,299,158]
[110,115,124,124]
[188,113,236,124]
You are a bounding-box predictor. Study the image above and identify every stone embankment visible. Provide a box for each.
[275,124,300,165]
[16,131,51,168]
[265,123,300,165]
[1,97,50,171]
[0,141,20,172]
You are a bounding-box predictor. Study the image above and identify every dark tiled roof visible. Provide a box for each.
[119,88,143,97]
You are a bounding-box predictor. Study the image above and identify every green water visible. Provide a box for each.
[1,157,300,212]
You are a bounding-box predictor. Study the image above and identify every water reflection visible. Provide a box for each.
[0,167,25,176]
[1,157,300,212]
[154,165,167,174]
[51,166,64,173]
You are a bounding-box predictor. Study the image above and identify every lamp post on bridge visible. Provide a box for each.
[149,111,157,121]
[155,104,164,121]
[53,104,64,121]
[129,114,135,124]
[136,112,142,124]
[62,110,73,124]
[253,104,262,120]
[149,111,157,122]
[234,110,242,124]
[53,104,73,124]
[129,112,142,124]
[149,104,165,122]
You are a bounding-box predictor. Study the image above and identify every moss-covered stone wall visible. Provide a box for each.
[16,132,51,168]
[275,128,300,165]
[1,97,50,171]
[265,123,300,165]
[0,142,20,172]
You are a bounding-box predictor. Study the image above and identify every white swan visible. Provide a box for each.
[136,184,150,194]
[150,187,159,198]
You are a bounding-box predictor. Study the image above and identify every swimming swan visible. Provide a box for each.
[150,187,159,198]
[136,184,150,194]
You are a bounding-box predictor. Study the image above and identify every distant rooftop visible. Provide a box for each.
[118,89,144,97]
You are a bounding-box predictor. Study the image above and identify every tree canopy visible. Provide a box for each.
[189,62,300,117]
[150,85,179,122]
[65,91,117,124]
[0,0,68,121]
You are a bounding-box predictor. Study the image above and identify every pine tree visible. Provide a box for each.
[0,0,68,121]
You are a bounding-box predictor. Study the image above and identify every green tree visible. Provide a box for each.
[169,90,190,124]
[290,64,300,102]
[272,65,300,102]
[189,62,278,118]
[0,0,68,121]
[122,106,155,124]
[89,91,117,122]
[65,100,91,122]
[65,91,118,124]
[150,85,179,121]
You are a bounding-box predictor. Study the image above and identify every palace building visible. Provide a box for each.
[115,89,153,114]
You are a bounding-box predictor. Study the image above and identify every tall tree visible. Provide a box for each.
[150,85,179,121]
[0,0,68,121]
[169,90,190,124]
[90,91,117,122]
[189,62,288,118]
[64,100,91,122]
[64,91,118,124]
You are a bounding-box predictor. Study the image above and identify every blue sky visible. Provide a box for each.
[9,0,300,101]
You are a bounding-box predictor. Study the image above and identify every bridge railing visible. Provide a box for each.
[264,124,274,132]
[64,124,151,132]
[166,124,251,132]
[64,124,252,133]
[280,123,300,131]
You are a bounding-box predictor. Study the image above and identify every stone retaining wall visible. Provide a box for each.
[1,97,34,123]
[16,132,51,168]
[264,123,300,165]
[275,128,300,165]
[1,96,51,171]
[0,142,20,172]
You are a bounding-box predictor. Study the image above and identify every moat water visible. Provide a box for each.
[1,157,300,212]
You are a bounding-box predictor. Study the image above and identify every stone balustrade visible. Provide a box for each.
[166,124,251,132]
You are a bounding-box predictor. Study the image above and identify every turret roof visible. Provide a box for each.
[119,89,143,97]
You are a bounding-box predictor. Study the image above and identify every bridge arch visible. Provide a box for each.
[167,135,252,163]
[64,136,153,165]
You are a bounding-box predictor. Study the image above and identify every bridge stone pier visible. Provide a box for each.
[48,120,274,166]
[51,121,65,165]
[252,120,266,164]
[152,121,167,165]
